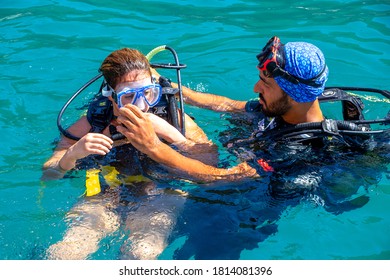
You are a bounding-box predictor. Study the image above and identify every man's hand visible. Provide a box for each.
[146,113,186,144]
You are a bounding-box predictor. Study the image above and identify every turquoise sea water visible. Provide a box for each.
[0,0,389,260]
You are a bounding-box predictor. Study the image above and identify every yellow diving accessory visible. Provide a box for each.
[85,166,151,196]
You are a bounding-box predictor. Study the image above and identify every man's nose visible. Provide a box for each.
[254,79,262,94]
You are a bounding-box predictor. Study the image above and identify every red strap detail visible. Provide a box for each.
[257,158,274,172]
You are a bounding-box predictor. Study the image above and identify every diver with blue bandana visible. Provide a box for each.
[114,37,389,260]
[116,36,389,182]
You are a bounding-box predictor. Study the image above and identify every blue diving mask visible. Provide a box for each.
[114,83,162,110]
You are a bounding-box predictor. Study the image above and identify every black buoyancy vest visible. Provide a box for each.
[250,88,371,146]
[319,88,366,122]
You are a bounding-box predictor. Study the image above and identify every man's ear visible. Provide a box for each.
[285,93,297,105]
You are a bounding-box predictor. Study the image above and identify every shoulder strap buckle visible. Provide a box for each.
[321,119,340,136]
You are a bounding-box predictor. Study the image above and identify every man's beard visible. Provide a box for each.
[261,91,291,117]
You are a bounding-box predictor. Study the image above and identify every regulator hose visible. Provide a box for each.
[57,73,102,141]
[325,86,390,99]
[262,119,387,141]
[146,45,187,135]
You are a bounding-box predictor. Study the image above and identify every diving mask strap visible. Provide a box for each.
[102,80,114,97]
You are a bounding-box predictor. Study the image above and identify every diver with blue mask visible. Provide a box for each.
[43,47,213,180]
[110,79,162,110]
[42,47,217,260]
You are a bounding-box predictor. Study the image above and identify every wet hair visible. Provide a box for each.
[99,48,151,89]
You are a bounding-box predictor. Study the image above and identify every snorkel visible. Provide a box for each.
[146,45,187,135]
[57,45,187,141]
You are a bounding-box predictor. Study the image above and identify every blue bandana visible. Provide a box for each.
[274,42,329,103]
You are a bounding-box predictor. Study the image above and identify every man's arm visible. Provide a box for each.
[180,86,248,112]
[151,69,247,112]
[116,105,258,183]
